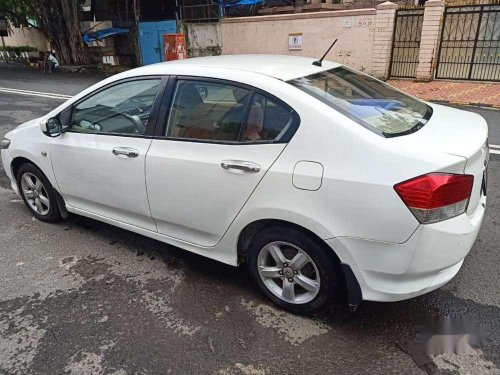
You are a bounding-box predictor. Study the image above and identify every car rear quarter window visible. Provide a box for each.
[242,93,293,142]
[289,67,432,137]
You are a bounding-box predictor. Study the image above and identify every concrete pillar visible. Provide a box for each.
[372,1,398,80]
[416,0,445,81]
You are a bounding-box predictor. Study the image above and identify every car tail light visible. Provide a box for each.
[394,173,474,224]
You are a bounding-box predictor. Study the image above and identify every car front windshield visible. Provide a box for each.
[289,67,432,137]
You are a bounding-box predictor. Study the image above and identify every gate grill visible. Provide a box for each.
[177,0,224,21]
[389,8,424,78]
[436,4,500,81]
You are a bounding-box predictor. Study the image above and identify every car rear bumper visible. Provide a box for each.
[326,194,485,302]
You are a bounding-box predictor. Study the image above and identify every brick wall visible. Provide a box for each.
[416,0,445,81]
[371,2,398,79]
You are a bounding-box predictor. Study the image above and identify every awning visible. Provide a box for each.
[214,0,263,7]
[83,28,129,44]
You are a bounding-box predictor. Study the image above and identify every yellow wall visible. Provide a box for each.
[2,25,49,51]
[220,9,377,73]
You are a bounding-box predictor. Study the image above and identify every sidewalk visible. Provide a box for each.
[387,80,500,109]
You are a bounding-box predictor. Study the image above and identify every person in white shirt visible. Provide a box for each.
[45,51,59,73]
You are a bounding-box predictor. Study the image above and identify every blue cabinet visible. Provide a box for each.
[138,20,177,65]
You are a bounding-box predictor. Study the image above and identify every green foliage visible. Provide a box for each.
[0,0,37,28]
[0,45,38,53]
[0,0,89,64]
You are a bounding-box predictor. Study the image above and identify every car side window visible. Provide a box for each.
[70,79,161,136]
[241,93,293,142]
[166,80,252,141]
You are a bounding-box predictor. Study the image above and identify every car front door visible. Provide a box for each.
[146,78,298,247]
[50,77,166,231]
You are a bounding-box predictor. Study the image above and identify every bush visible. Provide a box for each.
[0,45,38,54]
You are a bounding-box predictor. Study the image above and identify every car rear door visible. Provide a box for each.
[50,77,168,231]
[145,77,298,247]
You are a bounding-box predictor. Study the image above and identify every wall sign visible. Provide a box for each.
[342,17,352,28]
[288,33,303,51]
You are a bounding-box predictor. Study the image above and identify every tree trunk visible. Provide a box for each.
[31,0,89,65]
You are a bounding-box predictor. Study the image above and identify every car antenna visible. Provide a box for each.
[312,39,338,67]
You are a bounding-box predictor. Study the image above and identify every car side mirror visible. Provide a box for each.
[41,117,67,137]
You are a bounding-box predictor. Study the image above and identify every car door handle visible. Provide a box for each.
[221,160,261,174]
[112,147,140,158]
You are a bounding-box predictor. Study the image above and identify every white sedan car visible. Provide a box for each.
[1,55,488,313]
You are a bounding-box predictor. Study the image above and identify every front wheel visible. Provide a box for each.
[16,163,61,222]
[247,226,340,314]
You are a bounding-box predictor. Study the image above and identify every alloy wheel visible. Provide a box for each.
[257,241,321,304]
[20,172,50,216]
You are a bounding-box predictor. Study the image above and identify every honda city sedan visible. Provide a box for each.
[1,55,489,313]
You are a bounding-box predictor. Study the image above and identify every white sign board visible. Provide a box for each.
[342,17,352,28]
[288,33,303,51]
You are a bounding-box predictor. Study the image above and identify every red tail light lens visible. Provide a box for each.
[394,173,474,224]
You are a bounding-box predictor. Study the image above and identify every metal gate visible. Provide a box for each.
[436,4,500,81]
[389,8,424,78]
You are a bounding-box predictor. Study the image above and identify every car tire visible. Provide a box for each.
[16,163,61,223]
[246,226,340,314]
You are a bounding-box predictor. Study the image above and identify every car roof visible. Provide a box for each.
[131,54,342,81]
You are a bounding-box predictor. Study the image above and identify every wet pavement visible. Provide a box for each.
[0,61,102,96]
[0,63,499,374]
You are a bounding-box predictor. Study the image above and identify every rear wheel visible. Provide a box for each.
[16,163,61,222]
[247,226,339,314]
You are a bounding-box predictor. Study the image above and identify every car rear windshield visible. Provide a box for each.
[289,67,432,137]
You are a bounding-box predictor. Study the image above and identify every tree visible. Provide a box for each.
[0,0,89,65]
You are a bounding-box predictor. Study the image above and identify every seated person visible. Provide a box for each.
[46,51,59,73]
[243,102,264,141]
[37,52,45,72]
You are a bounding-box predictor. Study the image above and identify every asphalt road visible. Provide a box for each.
[0,62,499,375]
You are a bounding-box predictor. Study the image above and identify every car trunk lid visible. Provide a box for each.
[393,103,488,215]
